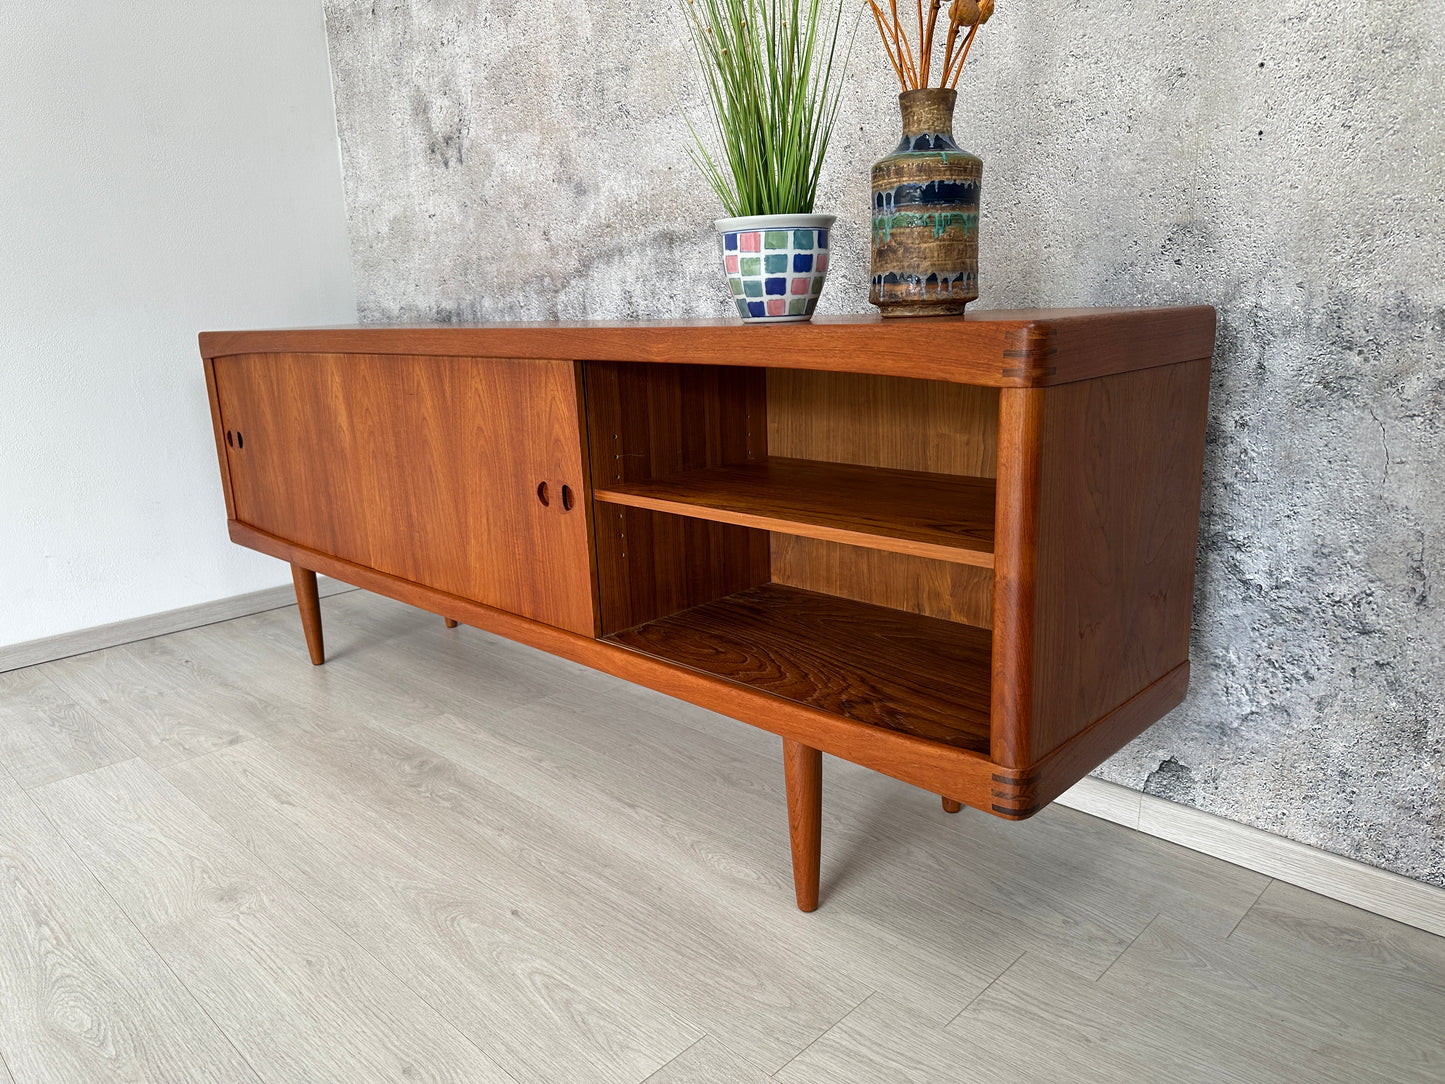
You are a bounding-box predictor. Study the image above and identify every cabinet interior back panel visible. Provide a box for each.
[770,536,994,629]
[766,370,999,478]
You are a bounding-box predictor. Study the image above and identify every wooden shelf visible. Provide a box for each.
[593,456,995,567]
[606,583,991,753]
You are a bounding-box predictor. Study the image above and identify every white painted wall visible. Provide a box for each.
[0,4,356,647]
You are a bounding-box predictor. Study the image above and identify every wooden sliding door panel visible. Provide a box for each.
[214,352,595,635]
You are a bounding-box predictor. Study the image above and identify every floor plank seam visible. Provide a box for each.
[22,751,147,795]
[1095,912,1161,984]
[638,1035,708,1083]
[35,665,142,767]
[943,949,1027,1028]
[20,788,269,1084]
[153,752,533,1084]
[769,990,876,1079]
[21,670,142,792]
[1225,878,1275,941]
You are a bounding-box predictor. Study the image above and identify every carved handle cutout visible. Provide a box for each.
[536,481,550,507]
[561,484,575,512]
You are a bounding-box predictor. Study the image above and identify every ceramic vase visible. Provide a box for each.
[717,213,836,323]
[869,88,981,317]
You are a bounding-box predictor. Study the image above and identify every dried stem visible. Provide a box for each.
[947,22,979,88]
[869,0,991,90]
[940,12,961,78]
[889,0,918,87]
[920,0,943,85]
[868,0,907,88]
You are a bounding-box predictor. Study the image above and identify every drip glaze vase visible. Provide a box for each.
[870,88,981,317]
[718,214,836,323]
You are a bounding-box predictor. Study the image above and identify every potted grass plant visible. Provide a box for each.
[683,0,854,322]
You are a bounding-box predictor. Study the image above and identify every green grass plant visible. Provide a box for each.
[682,0,855,217]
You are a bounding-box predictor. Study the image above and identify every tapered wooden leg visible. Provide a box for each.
[782,738,822,912]
[942,796,962,813]
[290,564,325,666]
[444,617,458,628]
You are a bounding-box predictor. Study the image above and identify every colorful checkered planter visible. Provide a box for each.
[716,214,836,323]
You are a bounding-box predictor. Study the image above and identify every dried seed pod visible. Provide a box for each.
[950,0,980,27]
[978,0,994,23]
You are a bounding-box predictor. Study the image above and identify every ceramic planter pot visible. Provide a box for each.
[717,213,837,323]
[869,88,981,317]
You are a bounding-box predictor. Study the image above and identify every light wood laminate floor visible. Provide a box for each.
[1,589,1442,1083]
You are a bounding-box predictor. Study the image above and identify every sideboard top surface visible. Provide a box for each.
[199,306,1216,388]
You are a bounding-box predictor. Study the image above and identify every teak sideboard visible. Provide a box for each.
[200,309,1215,911]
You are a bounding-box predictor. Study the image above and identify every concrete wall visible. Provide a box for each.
[0,4,356,647]
[321,0,1443,886]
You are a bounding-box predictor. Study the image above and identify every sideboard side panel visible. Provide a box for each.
[1028,357,1212,763]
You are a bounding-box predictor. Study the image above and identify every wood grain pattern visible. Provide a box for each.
[185,713,864,1075]
[162,741,702,1084]
[0,669,134,789]
[607,584,991,753]
[0,794,261,1084]
[775,994,1005,1084]
[770,536,994,628]
[582,361,766,487]
[596,457,995,567]
[1029,358,1212,762]
[291,564,325,665]
[215,352,596,635]
[1021,662,1190,815]
[766,369,998,478]
[8,589,1435,1083]
[200,307,1217,388]
[39,634,290,769]
[782,740,822,912]
[32,759,517,1084]
[989,386,1043,769]
[403,702,1020,1021]
[215,713,867,1081]
[583,361,770,634]
[592,507,771,637]
[643,1037,774,1084]
[952,912,1445,1084]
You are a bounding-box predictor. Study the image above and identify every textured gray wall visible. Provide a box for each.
[321,0,1444,886]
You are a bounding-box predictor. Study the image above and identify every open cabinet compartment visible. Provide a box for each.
[583,360,1001,757]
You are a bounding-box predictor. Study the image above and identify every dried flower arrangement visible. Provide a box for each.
[869,0,994,90]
